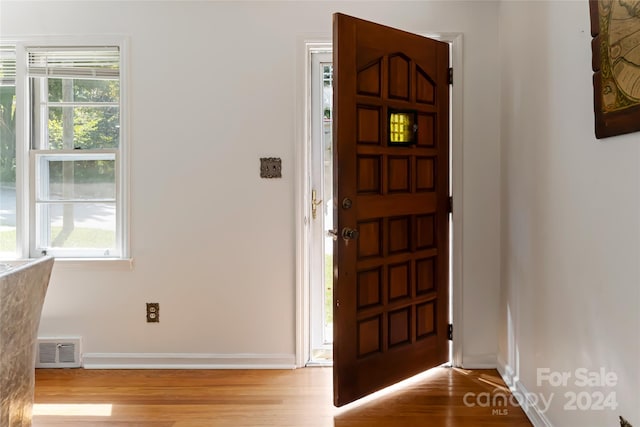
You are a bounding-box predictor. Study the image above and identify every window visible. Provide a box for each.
[0,45,17,257]
[0,42,128,260]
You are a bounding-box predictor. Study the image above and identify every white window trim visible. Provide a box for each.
[6,35,132,269]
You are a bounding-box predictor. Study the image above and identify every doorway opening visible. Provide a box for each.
[299,34,463,369]
[308,48,334,365]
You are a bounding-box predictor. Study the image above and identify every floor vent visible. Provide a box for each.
[36,338,82,368]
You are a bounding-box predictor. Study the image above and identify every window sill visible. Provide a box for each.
[52,258,134,271]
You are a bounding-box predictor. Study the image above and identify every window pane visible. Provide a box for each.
[48,106,119,149]
[37,202,116,250]
[48,78,119,103]
[43,159,116,201]
[0,84,16,254]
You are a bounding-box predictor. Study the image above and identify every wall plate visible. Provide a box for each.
[260,157,282,178]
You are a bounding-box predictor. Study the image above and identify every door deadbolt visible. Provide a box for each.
[342,227,359,240]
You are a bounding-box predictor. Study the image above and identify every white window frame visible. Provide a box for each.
[9,36,130,265]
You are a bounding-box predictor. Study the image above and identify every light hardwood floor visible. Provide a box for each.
[33,367,532,427]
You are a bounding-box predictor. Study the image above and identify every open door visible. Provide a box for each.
[332,13,450,406]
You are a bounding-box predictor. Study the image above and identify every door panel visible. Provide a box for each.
[333,13,450,407]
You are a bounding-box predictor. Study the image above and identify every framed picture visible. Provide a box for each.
[590,0,640,138]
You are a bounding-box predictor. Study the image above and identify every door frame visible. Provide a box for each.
[295,32,464,369]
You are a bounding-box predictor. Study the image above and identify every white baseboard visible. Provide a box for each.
[82,353,296,369]
[460,353,497,369]
[497,356,553,427]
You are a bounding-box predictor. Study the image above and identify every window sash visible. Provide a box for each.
[31,150,120,258]
[32,151,118,202]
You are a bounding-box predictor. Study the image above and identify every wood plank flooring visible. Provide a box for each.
[32,367,532,427]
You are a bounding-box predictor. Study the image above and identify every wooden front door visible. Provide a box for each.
[332,13,450,407]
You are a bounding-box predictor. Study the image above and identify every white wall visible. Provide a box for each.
[1,1,501,368]
[499,1,640,425]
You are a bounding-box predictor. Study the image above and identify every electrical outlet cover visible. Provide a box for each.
[146,303,159,322]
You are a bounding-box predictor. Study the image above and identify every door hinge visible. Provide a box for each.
[448,196,453,214]
[448,67,453,85]
[448,324,453,341]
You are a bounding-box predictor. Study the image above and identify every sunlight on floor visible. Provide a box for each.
[32,404,113,417]
[333,366,445,416]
